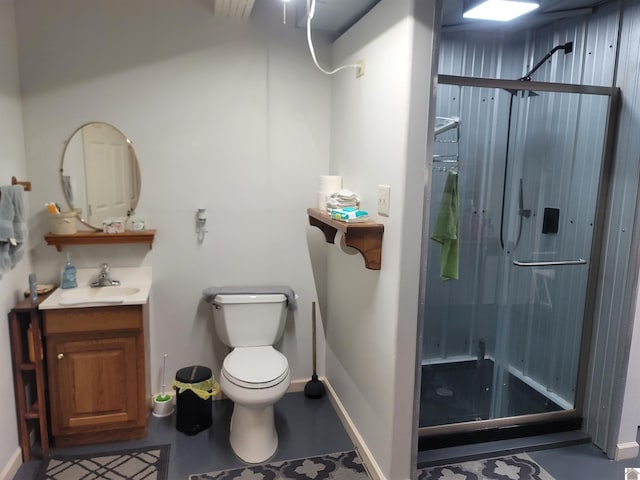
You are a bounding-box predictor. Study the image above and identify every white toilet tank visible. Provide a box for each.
[212,294,287,347]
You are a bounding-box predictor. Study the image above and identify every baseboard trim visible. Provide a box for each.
[0,448,22,480]
[288,379,307,393]
[615,441,639,460]
[321,376,385,480]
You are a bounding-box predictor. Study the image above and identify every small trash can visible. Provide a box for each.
[172,365,220,435]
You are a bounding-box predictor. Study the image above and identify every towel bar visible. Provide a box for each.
[11,176,32,191]
[513,259,587,267]
[0,177,31,201]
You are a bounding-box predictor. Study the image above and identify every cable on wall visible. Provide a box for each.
[305,0,365,77]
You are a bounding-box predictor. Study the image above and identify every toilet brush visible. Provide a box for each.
[152,354,174,417]
[156,354,170,402]
[304,301,325,399]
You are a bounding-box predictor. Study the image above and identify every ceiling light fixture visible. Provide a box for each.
[463,0,539,22]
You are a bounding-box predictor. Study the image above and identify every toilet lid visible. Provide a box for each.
[222,346,289,389]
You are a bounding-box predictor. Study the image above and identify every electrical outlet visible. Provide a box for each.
[356,60,365,78]
[378,184,390,217]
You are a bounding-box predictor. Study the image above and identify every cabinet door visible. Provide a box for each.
[48,333,141,435]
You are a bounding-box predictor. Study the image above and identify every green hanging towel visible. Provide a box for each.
[431,170,459,281]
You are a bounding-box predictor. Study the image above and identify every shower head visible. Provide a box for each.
[520,41,574,81]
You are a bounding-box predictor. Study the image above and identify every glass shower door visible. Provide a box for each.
[420,81,612,430]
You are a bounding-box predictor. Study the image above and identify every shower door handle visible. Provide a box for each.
[513,258,587,267]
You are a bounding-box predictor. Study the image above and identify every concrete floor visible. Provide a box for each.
[12,390,640,480]
[14,391,354,479]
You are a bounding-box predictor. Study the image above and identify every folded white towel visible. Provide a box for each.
[326,189,360,211]
[326,199,358,210]
[330,189,360,201]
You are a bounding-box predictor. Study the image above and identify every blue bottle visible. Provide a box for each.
[61,253,77,289]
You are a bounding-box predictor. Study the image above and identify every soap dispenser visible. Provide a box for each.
[61,253,77,289]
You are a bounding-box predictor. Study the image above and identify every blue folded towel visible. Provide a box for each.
[203,286,297,310]
[0,185,28,275]
[10,185,27,266]
[0,186,15,243]
[0,242,11,275]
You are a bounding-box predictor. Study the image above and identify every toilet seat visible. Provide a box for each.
[222,346,289,389]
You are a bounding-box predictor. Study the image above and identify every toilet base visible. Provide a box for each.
[230,403,277,464]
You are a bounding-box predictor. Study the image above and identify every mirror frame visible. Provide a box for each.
[60,122,141,230]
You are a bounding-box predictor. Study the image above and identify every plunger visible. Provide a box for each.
[304,301,325,398]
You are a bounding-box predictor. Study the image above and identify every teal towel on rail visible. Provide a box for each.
[431,170,459,281]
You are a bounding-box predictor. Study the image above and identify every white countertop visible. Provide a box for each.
[39,266,152,310]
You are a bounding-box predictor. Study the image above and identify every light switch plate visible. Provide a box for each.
[378,184,390,217]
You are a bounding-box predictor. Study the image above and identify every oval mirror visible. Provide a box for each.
[60,122,141,229]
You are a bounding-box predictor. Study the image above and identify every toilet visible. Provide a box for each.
[211,292,291,464]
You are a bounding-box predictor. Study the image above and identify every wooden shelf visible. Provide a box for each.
[25,402,40,419]
[44,230,156,251]
[307,208,384,270]
[9,293,52,461]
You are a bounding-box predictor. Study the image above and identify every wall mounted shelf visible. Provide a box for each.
[44,230,156,251]
[307,208,383,270]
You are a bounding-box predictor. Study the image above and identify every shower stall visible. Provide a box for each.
[419,74,619,444]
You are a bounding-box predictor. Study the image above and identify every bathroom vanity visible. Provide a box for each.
[39,267,152,446]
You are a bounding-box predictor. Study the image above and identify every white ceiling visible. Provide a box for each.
[212,0,612,36]
[298,0,611,35]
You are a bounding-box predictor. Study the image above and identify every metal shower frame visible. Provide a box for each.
[414,73,620,445]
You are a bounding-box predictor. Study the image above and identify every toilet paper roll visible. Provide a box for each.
[319,175,342,194]
[335,231,359,256]
[317,192,328,211]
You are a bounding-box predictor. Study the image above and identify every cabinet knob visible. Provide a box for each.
[57,353,64,360]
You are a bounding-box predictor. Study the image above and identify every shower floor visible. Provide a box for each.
[419,360,563,428]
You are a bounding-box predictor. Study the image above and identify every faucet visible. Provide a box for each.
[91,263,120,287]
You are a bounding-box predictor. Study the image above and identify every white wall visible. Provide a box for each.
[616,280,640,459]
[15,0,331,404]
[0,0,33,477]
[322,1,436,478]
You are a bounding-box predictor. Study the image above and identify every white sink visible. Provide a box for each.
[39,267,152,310]
[61,287,140,300]
[57,287,141,306]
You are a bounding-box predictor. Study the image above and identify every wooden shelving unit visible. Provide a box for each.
[44,230,156,251]
[8,293,52,461]
[307,208,384,270]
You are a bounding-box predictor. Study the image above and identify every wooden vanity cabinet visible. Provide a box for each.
[43,304,149,446]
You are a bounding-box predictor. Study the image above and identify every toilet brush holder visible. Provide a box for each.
[152,395,174,418]
[152,353,173,417]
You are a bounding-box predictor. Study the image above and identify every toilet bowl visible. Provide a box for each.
[220,346,290,463]
[205,290,294,464]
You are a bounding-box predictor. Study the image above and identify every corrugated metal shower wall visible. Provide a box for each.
[427,1,640,456]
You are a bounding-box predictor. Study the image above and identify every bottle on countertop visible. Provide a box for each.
[61,253,77,289]
[28,273,38,302]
